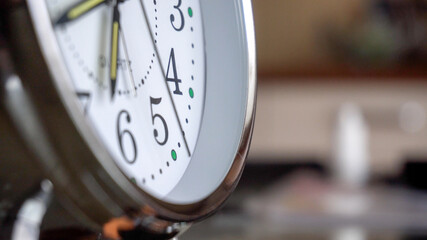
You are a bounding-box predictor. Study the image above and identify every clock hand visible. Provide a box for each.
[109,1,135,98]
[119,27,138,97]
[109,0,120,99]
[56,0,108,25]
[138,0,192,157]
[57,0,132,98]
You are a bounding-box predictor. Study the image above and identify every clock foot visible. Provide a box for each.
[1,180,53,240]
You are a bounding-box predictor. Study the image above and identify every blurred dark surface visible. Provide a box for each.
[182,162,427,240]
[402,161,427,191]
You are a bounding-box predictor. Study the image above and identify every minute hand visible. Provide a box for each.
[138,1,192,157]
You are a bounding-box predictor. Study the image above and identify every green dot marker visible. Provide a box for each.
[171,150,177,161]
[189,88,194,98]
[188,7,193,17]
[130,178,136,184]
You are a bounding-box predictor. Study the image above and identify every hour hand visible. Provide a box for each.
[56,0,108,25]
[110,2,120,99]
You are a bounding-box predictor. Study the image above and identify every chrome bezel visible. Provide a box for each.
[6,0,256,230]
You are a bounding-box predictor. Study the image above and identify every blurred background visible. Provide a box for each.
[184,0,427,239]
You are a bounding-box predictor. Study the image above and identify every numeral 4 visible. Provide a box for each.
[166,48,183,95]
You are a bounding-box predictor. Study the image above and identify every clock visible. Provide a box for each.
[0,0,256,238]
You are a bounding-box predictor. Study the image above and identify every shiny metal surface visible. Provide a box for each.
[1,0,256,237]
[11,180,53,240]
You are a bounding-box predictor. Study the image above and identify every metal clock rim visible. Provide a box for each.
[6,0,256,228]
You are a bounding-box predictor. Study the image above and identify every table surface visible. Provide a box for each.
[182,172,427,240]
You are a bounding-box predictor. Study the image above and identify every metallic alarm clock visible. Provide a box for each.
[0,0,256,239]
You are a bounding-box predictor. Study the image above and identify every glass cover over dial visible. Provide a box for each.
[46,0,206,199]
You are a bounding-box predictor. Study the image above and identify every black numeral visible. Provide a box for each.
[166,48,182,95]
[117,110,137,164]
[150,97,169,145]
[170,0,185,31]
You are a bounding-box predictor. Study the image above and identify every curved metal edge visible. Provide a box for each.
[156,0,257,222]
[222,0,257,202]
[206,0,257,217]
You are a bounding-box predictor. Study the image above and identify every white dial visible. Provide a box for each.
[45,0,205,199]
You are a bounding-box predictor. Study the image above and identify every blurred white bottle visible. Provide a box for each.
[332,103,369,240]
[334,103,369,188]
[333,227,367,240]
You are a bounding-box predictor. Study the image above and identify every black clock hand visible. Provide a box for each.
[56,0,108,25]
[120,25,138,97]
[137,0,192,157]
[110,1,120,99]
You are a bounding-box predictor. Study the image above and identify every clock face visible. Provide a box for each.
[45,0,206,199]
